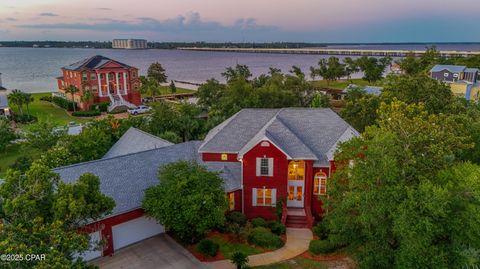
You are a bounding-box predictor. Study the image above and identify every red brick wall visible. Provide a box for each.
[242,140,288,220]
[202,153,239,162]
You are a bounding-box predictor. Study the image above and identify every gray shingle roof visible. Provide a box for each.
[54,141,241,218]
[465,68,479,73]
[103,127,173,159]
[430,65,466,73]
[63,55,132,71]
[200,108,358,162]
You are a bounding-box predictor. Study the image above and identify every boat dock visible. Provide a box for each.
[177,47,480,57]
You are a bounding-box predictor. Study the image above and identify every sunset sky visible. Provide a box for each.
[1,0,479,42]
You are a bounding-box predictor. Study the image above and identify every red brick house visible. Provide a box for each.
[57,55,141,111]
[55,108,357,260]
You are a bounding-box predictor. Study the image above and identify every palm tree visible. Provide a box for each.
[230,251,248,269]
[24,92,33,116]
[7,89,25,115]
[80,89,93,110]
[64,85,79,112]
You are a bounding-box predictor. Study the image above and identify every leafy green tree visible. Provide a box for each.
[397,52,423,75]
[143,161,227,244]
[324,101,474,269]
[221,64,252,82]
[64,85,79,112]
[311,57,346,85]
[0,117,15,152]
[159,131,181,143]
[169,80,177,94]
[24,120,66,151]
[140,76,161,97]
[176,102,205,141]
[146,101,180,136]
[310,93,330,108]
[0,164,115,268]
[147,62,168,83]
[382,74,454,114]
[196,79,225,109]
[343,57,359,82]
[356,56,391,83]
[340,87,380,132]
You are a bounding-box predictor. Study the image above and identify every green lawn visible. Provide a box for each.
[311,79,383,90]
[11,93,90,126]
[252,257,328,269]
[209,236,263,260]
[0,144,40,177]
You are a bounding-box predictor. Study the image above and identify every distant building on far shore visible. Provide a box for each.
[112,39,147,49]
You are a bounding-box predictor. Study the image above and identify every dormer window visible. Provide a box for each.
[256,158,273,176]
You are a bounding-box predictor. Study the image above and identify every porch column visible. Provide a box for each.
[123,72,127,95]
[106,74,111,96]
[304,160,313,208]
[115,72,120,95]
[96,71,103,97]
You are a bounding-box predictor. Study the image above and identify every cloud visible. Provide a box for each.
[6,17,16,21]
[96,8,112,10]
[18,12,279,41]
[39,12,58,17]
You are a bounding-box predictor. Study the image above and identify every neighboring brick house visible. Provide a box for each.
[55,108,358,260]
[57,55,141,111]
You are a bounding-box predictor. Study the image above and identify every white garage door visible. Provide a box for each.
[80,231,103,261]
[112,216,164,250]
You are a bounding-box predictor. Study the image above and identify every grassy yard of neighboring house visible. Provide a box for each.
[252,257,328,269]
[0,144,40,177]
[10,92,90,126]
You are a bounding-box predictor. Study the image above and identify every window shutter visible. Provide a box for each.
[271,189,276,206]
[252,188,257,206]
[256,158,261,176]
[268,158,274,176]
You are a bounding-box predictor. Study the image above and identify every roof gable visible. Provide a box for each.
[431,65,466,73]
[200,108,359,161]
[103,127,173,159]
[63,55,132,71]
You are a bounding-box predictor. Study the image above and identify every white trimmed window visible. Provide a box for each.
[444,72,449,77]
[90,73,96,80]
[252,188,276,206]
[256,158,273,176]
[313,172,327,195]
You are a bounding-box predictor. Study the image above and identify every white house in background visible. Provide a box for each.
[0,73,10,117]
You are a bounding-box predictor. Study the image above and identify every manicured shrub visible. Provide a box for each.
[13,113,37,124]
[226,211,247,226]
[52,96,76,111]
[248,227,284,249]
[312,222,329,240]
[268,221,286,235]
[40,96,53,102]
[196,238,219,257]
[72,110,101,117]
[309,240,335,255]
[97,102,110,112]
[251,217,268,228]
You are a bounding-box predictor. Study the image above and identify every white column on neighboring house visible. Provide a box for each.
[115,72,120,95]
[97,71,103,97]
[123,72,127,95]
[106,73,111,96]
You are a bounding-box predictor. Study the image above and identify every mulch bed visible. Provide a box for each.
[186,244,226,262]
[301,251,349,262]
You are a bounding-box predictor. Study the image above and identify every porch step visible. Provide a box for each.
[286,214,308,228]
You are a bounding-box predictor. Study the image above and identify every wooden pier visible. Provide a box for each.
[177,47,480,57]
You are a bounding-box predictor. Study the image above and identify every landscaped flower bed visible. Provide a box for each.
[187,213,287,262]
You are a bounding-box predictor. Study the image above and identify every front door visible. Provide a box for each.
[287,180,304,207]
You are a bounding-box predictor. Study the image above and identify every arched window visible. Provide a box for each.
[314,171,327,195]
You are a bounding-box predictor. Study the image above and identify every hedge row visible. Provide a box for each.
[52,96,76,111]
[72,110,101,117]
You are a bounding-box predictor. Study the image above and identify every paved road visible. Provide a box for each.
[92,234,206,269]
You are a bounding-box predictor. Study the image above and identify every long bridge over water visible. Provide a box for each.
[177,47,480,57]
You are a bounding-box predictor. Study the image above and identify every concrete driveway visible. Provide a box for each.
[92,234,206,269]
